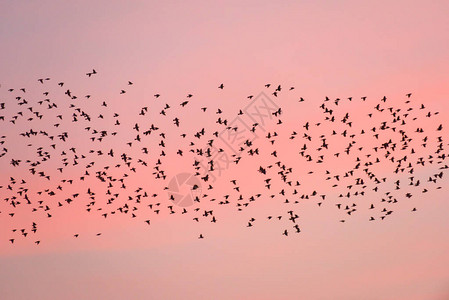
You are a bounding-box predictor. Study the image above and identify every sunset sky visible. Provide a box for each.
[1,1,449,299]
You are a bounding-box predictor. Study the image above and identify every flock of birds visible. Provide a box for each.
[0,69,447,246]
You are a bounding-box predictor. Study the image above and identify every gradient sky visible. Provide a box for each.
[1,1,449,299]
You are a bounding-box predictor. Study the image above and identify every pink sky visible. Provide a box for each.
[1,1,449,299]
